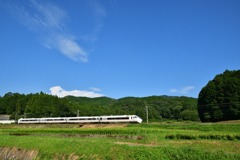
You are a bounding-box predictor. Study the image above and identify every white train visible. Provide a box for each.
[18,115,142,124]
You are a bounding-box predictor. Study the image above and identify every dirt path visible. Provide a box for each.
[0,147,79,160]
[0,147,38,160]
[9,133,138,140]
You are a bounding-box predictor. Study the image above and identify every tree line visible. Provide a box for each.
[0,92,199,122]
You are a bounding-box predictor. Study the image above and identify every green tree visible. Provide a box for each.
[198,70,240,122]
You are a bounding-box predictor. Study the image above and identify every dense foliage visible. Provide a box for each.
[0,92,75,119]
[0,92,199,121]
[198,70,240,122]
[66,95,199,121]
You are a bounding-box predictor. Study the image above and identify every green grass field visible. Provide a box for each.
[1,122,240,159]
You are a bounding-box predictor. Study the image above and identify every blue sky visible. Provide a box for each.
[0,0,239,99]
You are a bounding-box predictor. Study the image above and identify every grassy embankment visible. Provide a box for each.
[1,122,240,159]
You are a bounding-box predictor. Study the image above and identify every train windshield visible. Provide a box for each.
[136,115,142,120]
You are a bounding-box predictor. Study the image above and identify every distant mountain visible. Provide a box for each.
[65,95,199,121]
[65,96,116,106]
[118,97,138,102]
[65,95,197,107]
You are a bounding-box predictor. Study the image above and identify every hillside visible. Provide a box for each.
[65,96,116,106]
[0,92,199,121]
[66,95,198,121]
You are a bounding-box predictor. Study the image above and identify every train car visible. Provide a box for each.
[18,118,40,124]
[18,118,67,124]
[100,115,142,123]
[131,115,142,123]
[18,115,142,124]
[39,117,67,124]
[66,116,99,124]
[0,120,16,124]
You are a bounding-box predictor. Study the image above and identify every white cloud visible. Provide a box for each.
[89,87,101,92]
[5,0,88,62]
[169,89,178,93]
[55,35,88,62]
[181,86,194,93]
[170,86,194,94]
[49,86,104,98]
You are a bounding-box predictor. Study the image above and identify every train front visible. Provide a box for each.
[135,115,142,123]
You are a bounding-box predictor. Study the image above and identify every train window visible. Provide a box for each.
[69,118,96,121]
[22,119,37,121]
[70,119,81,120]
[107,117,129,120]
[53,119,62,121]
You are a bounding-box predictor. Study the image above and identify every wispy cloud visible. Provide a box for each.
[89,87,101,92]
[54,35,88,62]
[170,86,194,94]
[49,86,104,98]
[5,0,88,62]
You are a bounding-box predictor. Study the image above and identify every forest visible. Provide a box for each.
[0,92,199,122]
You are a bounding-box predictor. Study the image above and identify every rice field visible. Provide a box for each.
[1,122,240,159]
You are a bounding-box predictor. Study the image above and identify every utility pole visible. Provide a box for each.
[77,110,79,117]
[24,113,26,118]
[15,102,20,123]
[15,112,17,123]
[146,106,148,124]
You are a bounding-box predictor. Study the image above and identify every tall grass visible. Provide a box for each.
[129,147,240,160]
[1,127,198,136]
[128,123,240,133]
[166,133,240,140]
